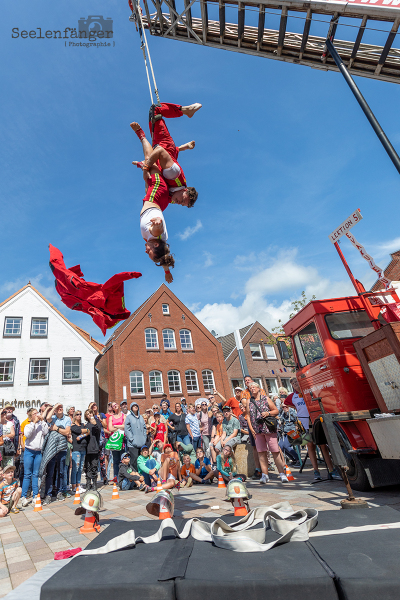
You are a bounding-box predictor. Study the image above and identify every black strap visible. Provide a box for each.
[158,537,195,581]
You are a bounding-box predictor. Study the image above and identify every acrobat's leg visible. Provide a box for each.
[130,122,153,160]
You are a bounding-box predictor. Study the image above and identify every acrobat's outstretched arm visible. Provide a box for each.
[148,217,164,238]
[177,141,195,152]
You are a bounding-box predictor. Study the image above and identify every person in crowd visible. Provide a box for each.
[108,402,126,479]
[195,404,201,414]
[180,398,187,413]
[142,413,153,446]
[160,400,172,420]
[118,452,148,491]
[66,432,73,492]
[66,406,75,422]
[195,447,215,484]
[214,406,241,454]
[216,445,246,483]
[120,401,129,415]
[21,407,50,507]
[42,404,71,504]
[70,410,88,493]
[19,409,31,489]
[176,440,196,466]
[83,409,101,491]
[170,402,190,446]
[245,382,288,484]
[209,405,219,426]
[271,394,282,410]
[185,404,201,450]
[153,412,168,450]
[1,408,15,469]
[279,387,289,402]
[0,465,21,516]
[180,454,197,487]
[160,443,181,487]
[209,411,224,468]
[103,402,114,480]
[213,387,242,417]
[285,378,341,481]
[241,376,264,480]
[88,402,108,486]
[151,439,163,464]
[137,444,161,487]
[278,404,301,466]
[238,402,250,442]
[197,399,212,454]
[4,404,20,456]
[124,402,147,471]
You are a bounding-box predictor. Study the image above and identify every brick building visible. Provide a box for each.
[96,284,231,411]
[217,322,294,396]
[371,249,400,293]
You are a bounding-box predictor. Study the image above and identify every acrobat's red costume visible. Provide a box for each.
[149,103,187,189]
[49,244,141,335]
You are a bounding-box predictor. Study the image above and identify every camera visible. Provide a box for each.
[78,16,113,39]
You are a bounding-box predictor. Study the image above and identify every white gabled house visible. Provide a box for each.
[0,284,103,422]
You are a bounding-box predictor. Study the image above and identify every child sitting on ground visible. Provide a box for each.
[137,445,161,487]
[118,453,148,491]
[180,454,199,487]
[160,443,181,488]
[0,466,21,516]
[195,448,216,484]
[216,445,247,483]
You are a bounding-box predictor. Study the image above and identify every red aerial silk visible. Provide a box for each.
[380,303,400,323]
[49,244,141,335]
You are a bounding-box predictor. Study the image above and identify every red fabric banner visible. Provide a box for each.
[49,244,141,335]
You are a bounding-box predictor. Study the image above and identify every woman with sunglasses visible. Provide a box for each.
[70,411,88,493]
[198,400,212,454]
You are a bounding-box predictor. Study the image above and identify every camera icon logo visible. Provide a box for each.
[78,15,113,39]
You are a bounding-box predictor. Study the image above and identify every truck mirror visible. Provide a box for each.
[277,337,296,368]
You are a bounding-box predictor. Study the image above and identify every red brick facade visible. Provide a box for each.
[96,285,230,412]
[218,322,294,396]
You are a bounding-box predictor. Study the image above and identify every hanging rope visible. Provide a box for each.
[129,0,161,106]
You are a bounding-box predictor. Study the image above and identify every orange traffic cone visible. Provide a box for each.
[285,465,295,481]
[232,497,248,517]
[158,495,172,520]
[73,488,81,505]
[33,494,43,512]
[218,473,226,489]
[156,478,163,492]
[111,483,120,500]
[79,510,100,534]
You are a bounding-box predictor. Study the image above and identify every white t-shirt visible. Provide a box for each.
[140,207,168,242]
[291,392,309,429]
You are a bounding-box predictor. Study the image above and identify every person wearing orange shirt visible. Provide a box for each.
[180,454,203,486]
[213,387,242,418]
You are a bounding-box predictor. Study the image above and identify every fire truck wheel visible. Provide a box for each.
[342,447,371,492]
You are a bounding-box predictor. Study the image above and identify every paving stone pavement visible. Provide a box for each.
[1,464,400,597]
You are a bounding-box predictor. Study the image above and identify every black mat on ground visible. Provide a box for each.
[40,507,400,600]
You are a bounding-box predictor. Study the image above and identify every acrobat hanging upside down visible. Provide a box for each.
[131,101,201,283]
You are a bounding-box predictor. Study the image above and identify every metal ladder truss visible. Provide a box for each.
[138,0,400,84]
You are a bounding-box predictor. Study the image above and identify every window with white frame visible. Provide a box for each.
[145,328,159,349]
[185,370,199,392]
[29,359,49,383]
[4,318,22,337]
[31,318,48,337]
[149,370,163,393]
[266,378,279,396]
[163,329,176,349]
[249,343,262,359]
[202,369,215,392]
[264,344,277,360]
[0,360,15,384]
[253,377,263,390]
[130,371,144,394]
[280,378,293,393]
[63,358,81,382]
[162,303,170,315]
[179,329,193,349]
[168,370,181,393]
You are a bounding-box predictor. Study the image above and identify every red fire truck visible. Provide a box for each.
[278,290,400,491]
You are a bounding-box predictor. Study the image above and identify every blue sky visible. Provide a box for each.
[1,0,400,342]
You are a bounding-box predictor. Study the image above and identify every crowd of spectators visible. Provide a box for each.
[0,376,341,515]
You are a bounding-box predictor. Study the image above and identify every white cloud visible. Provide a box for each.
[0,273,60,308]
[203,251,214,268]
[177,219,203,241]
[371,237,400,260]
[194,250,353,336]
